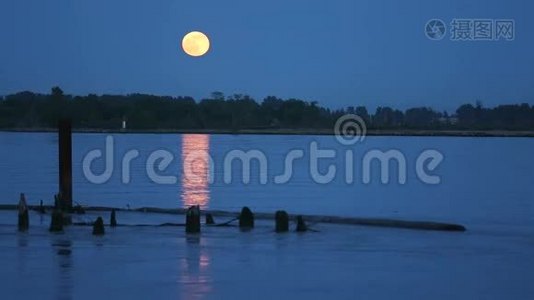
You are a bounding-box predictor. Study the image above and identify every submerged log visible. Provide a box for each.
[186,205,201,233]
[205,213,215,225]
[110,209,117,227]
[296,215,308,232]
[0,203,467,232]
[92,217,105,235]
[73,204,85,215]
[275,210,289,233]
[239,207,254,229]
[18,193,29,231]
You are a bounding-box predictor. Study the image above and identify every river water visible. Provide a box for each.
[1,132,533,228]
[1,132,533,299]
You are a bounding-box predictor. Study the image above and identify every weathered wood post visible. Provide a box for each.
[296,215,308,232]
[92,217,105,235]
[49,209,64,232]
[53,193,72,226]
[275,210,289,233]
[239,207,254,229]
[110,209,117,227]
[186,205,201,233]
[205,213,215,225]
[18,193,29,231]
[58,119,73,210]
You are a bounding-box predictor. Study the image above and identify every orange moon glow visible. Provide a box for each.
[182,31,210,57]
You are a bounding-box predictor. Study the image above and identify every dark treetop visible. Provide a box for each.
[1,88,534,132]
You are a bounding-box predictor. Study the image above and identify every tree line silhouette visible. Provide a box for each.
[1,87,533,131]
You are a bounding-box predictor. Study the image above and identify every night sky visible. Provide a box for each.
[1,0,533,111]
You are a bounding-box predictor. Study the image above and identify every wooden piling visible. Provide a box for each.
[275,210,289,233]
[296,215,308,232]
[92,217,105,235]
[186,206,201,233]
[58,119,73,210]
[54,194,72,225]
[18,193,29,231]
[49,210,64,232]
[205,213,215,225]
[239,207,254,229]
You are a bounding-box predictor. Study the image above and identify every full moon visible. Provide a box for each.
[182,31,210,57]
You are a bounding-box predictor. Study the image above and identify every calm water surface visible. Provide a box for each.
[1,132,534,228]
[1,132,534,299]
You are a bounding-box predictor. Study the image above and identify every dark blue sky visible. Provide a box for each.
[1,0,533,111]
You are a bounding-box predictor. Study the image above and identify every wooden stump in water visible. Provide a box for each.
[186,206,201,233]
[18,210,29,231]
[18,194,29,231]
[92,217,105,235]
[52,193,72,226]
[110,209,117,227]
[205,213,215,225]
[296,215,308,232]
[49,210,64,232]
[239,207,254,229]
[275,210,289,233]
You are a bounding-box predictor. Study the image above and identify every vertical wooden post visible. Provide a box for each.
[186,205,201,233]
[58,119,73,210]
[18,193,29,231]
[275,210,289,233]
[93,217,105,235]
[239,207,254,229]
[296,215,308,232]
[205,213,215,225]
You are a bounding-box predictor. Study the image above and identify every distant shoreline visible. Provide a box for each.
[1,128,534,137]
